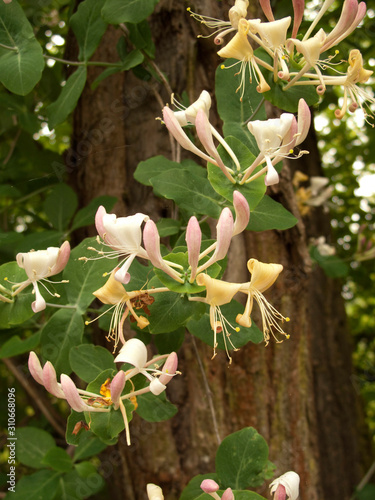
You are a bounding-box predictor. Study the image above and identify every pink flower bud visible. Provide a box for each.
[186,216,202,281]
[110,370,126,407]
[222,488,234,500]
[200,479,219,493]
[233,191,250,236]
[28,352,44,385]
[159,352,178,385]
[43,362,66,398]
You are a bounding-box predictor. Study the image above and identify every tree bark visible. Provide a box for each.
[68,1,370,499]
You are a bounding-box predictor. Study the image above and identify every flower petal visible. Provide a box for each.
[233,191,250,236]
[43,362,66,398]
[247,258,283,293]
[114,338,148,369]
[31,282,46,313]
[28,351,44,385]
[60,374,92,412]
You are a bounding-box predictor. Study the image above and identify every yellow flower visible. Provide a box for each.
[237,259,290,345]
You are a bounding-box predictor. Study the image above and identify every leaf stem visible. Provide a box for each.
[43,54,124,68]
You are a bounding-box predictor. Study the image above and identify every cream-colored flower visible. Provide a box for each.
[237,259,290,345]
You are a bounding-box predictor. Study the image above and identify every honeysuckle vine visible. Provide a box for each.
[0,1,372,498]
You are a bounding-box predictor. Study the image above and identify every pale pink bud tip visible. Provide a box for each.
[159,352,178,385]
[274,484,287,500]
[200,479,219,493]
[28,352,44,385]
[222,487,234,500]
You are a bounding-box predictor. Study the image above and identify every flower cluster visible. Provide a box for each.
[188,0,374,122]
[28,339,178,445]
[87,199,289,361]
[163,92,311,187]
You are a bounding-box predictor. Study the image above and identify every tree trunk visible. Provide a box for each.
[68,1,369,499]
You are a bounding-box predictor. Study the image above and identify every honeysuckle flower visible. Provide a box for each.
[286,29,328,93]
[29,344,178,446]
[172,90,211,126]
[114,338,178,396]
[270,471,300,500]
[147,483,164,500]
[241,99,310,185]
[187,0,249,45]
[143,219,184,283]
[217,18,272,99]
[191,274,242,361]
[13,241,70,312]
[162,97,239,181]
[251,17,291,81]
[89,206,149,284]
[92,270,168,351]
[237,259,290,345]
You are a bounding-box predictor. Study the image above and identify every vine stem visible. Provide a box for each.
[190,333,221,445]
[2,357,66,437]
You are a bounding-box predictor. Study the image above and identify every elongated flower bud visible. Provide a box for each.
[186,216,202,281]
[233,191,250,236]
[200,479,220,493]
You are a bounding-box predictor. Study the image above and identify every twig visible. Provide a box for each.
[245,97,265,124]
[190,333,221,445]
[3,128,21,166]
[2,357,66,438]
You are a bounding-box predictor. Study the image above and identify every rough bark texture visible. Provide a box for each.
[68,1,369,499]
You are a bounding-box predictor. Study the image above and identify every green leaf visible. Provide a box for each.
[215,62,266,151]
[127,20,155,58]
[102,0,159,24]
[156,218,182,237]
[15,231,64,253]
[71,195,117,231]
[0,2,44,95]
[207,136,266,208]
[63,237,110,311]
[69,344,116,383]
[46,66,87,129]
[0,331,41,358]
[73,433,107,462]
[16,427,55,469]
[215,428,269,489]
[148,289,205,334]
[179,473,219,500]
[66,410,92,446]
[41,447,74,473]
[54,466,105,500]
[43,184,78,231]
[154,327,185,354]
[6,470,61,500]
[187,299,263,352]
[70,0,108,62]
[247,195,298,231]
[136,391,177,422]
[134,155,184,187]
[150,169,222,218]
[310,246,349,278]
[40,309,84,375]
